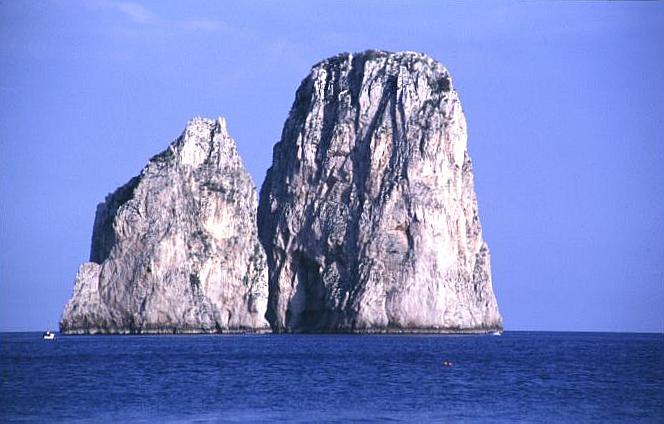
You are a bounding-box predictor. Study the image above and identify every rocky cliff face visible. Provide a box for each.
[60,117,269,334]
[258,50,502,333]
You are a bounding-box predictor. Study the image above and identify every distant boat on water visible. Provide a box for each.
[492,331,502,336]
[42,331,55,340]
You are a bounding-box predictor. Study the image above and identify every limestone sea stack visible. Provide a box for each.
[258,50,502,333]
[60,118,269,334]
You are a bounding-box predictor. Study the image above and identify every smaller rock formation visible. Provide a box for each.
[60,117,269,334]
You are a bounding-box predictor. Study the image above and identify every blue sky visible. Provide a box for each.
[1,1,662,332]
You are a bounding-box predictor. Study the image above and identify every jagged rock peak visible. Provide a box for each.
[168,117,235,168]
[61,116,269,334]
[259,50,502,333]
[311,49,452,81]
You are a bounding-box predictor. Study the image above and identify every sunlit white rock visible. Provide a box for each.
[60,117,269,334]
[259,50,502,333]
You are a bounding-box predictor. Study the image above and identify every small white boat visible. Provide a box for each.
[42,331,55,340]
[491,331,502,336]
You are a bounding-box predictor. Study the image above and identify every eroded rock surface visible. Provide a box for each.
[60,117,269,334]
[258,50,502,333]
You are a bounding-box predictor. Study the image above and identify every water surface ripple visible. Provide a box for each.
[1,332,662,422]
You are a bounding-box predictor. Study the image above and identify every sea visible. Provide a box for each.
[1,331,662,423]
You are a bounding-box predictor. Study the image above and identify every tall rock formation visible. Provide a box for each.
[258,50,502,333]
[60,117,269,334]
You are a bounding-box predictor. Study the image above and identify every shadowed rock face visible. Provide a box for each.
[60,117,269,334]
[258,50,502,333]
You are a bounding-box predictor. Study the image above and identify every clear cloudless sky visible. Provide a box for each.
[1,1,662,332]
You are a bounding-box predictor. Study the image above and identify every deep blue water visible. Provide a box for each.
[1,332,662,423]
